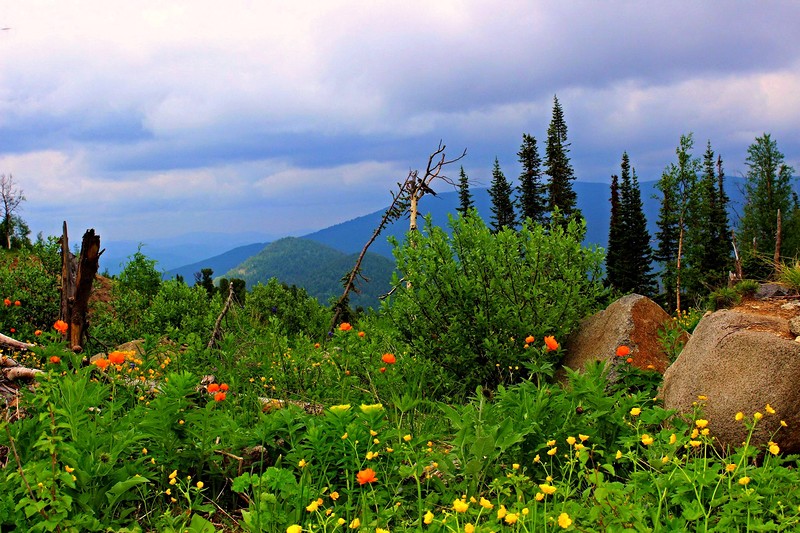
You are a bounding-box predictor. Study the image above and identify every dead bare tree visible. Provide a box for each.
[328,142,466,332]
[59,222,102,353]
[0,174,25,250]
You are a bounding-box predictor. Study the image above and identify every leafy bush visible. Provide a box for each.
[245,278,331,339]
[777,261,800,292]
[706,286,741,311]
[384,213,607,395]
[734,278,760,298]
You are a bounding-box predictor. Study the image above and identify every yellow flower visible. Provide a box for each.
[641,434,654,446]
[287,526,302,533]
[689,440,702,447]
[196,481,204,489]
[169,470,178,479]
[142,448,148,455]
[169,478,177,485]
[479,497,493,509]
[558,512,573,529]
[370,430,378,436]
[452,499,469,513]
[700,428,709,436]
[735,412,744,421]
[423,510,434,524]
[533,454,540,463]
[695,419,708,428]
[65,465,74,473]
[376,528,390,533]
[725,463,736,472]
[691,428,699,438]
[306,500,320,512]
[349,518,360,529]
[366,451,378,460]
[497,505,507,519]
[538,484,557,495]
[298,459,308,468]
[165,488,171,495]
[330,491,339,501]
[615,450,623,460]
[661,455,670,464]
[738,476,750,486]
[341,433,348,440]
[464,524,475,533]
[547,447,558,456]
[578,434,589,442]
[669,433,677,445]
[769,443,780,455]
[403,434,412,442]
[566,436,576,445]
[781,420,788,427]
[512,463,520,470]
[547,439,556,446]
[337,518,345,526]
[766,404,776,414]
[329,404,351,413]
[697,395,708,401]
[630,407,641,416]
[754,412,763,421]
[505,512,519,524]
[535,492,544,501]
[360,403,383,414]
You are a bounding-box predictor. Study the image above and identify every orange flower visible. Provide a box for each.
[93,358,110,370]
[34,330,42,336]
[616,345,630,357]
[108,351,126,365]
[358,331,366,338]
[339,322,352,332]
[10,328,15,333]
[53,320,68,334]
[49,356,61,364]
[14,300,20,306]
[626,357,633,363]
[525,335,535,344]
[220,383,229,391]
[356,468,377,485]
[381,353,396,364]
[379,367,386,373]
[2,298,9,306]
[544,336,559,351]
[207,383,220,393]
[214,392,226,402]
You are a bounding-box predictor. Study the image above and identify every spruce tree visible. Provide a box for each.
[517,133,547,225]
[605,174,624,289]
[619,155,656,295]
[544,95,581,227]
[456,166,474,217]
[737,133,799,265]
[488,158,517,232]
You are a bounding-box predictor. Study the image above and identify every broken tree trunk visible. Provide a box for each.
[60,223,102,353]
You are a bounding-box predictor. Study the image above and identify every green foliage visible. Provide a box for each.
[734,279,760,298]
[517,133,547,226]
[385,213,606,396]
[777,261,800,292]
[117,246,163,298]
[455,166,474,217]
[545,95,581,228]
[246,278,330,338]
[0,242,61,339]
[706,286,741,311]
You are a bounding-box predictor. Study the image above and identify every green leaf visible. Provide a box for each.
[106,476,150,508]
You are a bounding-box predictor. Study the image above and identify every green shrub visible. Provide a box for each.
[777,261,800,292]
[245,278,331,339]
[384,213,607,396]
[706,286,741,311]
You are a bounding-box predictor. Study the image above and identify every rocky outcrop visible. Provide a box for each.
[561,294,676,380]
[661,308,800,453]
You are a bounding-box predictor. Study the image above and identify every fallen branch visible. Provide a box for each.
[208,283,235,349]
[0,332,34,351]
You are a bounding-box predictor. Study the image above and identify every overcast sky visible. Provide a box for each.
[1,1,799,243]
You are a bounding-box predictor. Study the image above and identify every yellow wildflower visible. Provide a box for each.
[566,436,576,445]
[781,420,788,427]
[423,510,434,524]
[766,404,776,415]
[196,481,204,489]
[497,505,507,519]
[669,433,677,445]
[547,447,558,456]
[558,512,573,529]
[630,407,641,416]
[738,476,750,486]
[403,434,412,442]
[695,419,708,428]
[725,463,736,472]
[464,524,475,533]
[287,526,302,533]
[512,463,520,470]
[360,403,383,414]
[533,454,541,463]
[479,497,493,509]
[754,412,763,421]
[452,499,469,513]
[578,434,589,442]
[535,492,544,501]
[538,484,557,495]
[349,518,360,529]
[306,499,320,512]
[337,518,345,526]
[505,513,519,524]
[769,443,780,455]
[615,450,623,460]
[298,459,308,468]
[547,439,556,446]
[641,434,654,445]
[689,440,702,447]
[735,412,744,421]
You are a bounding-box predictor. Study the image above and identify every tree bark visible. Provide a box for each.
[60,223,101,352]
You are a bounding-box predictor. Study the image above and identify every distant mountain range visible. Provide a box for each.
[102,177,748,309]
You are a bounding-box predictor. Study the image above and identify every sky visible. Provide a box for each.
[1,1,799,245]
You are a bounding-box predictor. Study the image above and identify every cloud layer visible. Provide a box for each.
[1,1,798,241]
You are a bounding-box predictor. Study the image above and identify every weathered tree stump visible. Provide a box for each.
[59,222,102,352]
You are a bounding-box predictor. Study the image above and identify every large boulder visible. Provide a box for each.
[561,294,675,380]
[661,308,800,453]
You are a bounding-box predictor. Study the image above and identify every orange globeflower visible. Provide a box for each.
[108,351,126,365]
[616,345,631,357]
[3,298,9,306]
[94,358,110,370]
[53,320,69,334]
[358,331,366,338]
[49,356,61,364]
[381,353,396,364]
[207,383,220,393]
[356,468,378,485]
[525,335,535,344]
[214,392,226,402]
[339,322,352,332]
[34,330,42,336]
[220,383,229,391]
[544,336,559,351]
[14,300,20,306]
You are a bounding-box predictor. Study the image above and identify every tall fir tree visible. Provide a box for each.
[456,166,474,217]
[655,134,699,312]
[619,155,656,295]
[488,158,517,233]
[606,153,655,295]
[544,95,581,227]
[605,174,625,288]
[737,133,799,269]
[517,133,547,225]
